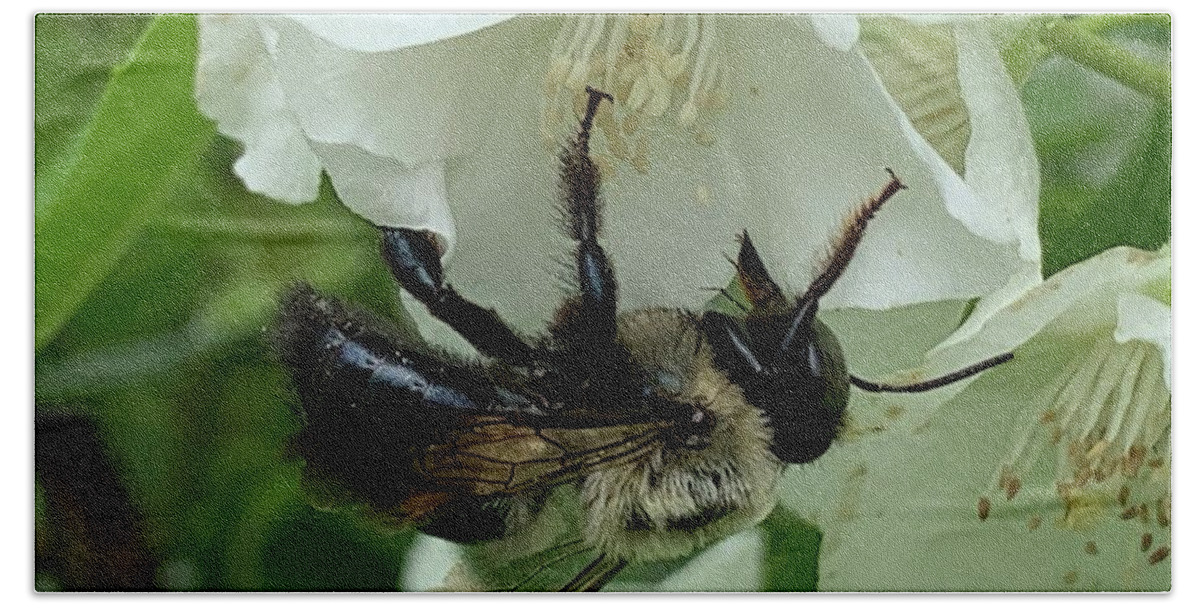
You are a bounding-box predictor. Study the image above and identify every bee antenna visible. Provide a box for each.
[850,352,1014,393]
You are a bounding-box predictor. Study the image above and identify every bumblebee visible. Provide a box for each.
[275,87,1011,591]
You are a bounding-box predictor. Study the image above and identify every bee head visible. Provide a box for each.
[741,309,850,464]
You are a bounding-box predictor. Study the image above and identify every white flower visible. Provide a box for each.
[195,14,1052,591]
[195,14,1040,355]
[782,244,1171,591]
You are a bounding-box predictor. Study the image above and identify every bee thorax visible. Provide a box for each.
[580,309,782,562]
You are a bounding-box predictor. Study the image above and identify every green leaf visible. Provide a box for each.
[35,14,151,208]
[997,16,1056,87]
[34,15,215,352]
[760,508,821,591]
[1040,18,1170,105]
[257,509,410,591]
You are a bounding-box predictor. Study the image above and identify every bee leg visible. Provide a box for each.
[380,227,536,366]
[556,86,619,346]
[560,552,627,592]
[772,170,905,362]
[796,169,906,307]
[499,539,590,591]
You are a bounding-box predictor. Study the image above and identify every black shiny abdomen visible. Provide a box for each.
[275,284,544,532]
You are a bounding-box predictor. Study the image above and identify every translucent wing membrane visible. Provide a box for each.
[421,419,667,494]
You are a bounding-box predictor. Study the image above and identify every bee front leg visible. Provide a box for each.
[380,227,536,366]
[556,87,619,347]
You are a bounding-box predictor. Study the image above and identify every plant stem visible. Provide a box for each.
[1074,13,1171,36]
[1041,19,1170,104]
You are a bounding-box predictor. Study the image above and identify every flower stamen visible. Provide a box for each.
[542,14,729,177]
[976,335,1170,559]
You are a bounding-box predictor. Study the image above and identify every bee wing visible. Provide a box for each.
[418,416,668,495]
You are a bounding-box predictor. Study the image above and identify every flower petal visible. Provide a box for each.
[195,15,322,203]
[199,14,1042,340]
[954,20,1042,263]
[1115,292,1172,388]
[637,15,1030,312]
[810,14,860,51]
[401,533,464,591]
[263,16,557,169]
[313,146,455,245]
[857,17,970,174]
[855,16,1042,282]
[288,14,513,52]
[807,338,1170,591]
[784,246,1171,591]
[932,246,1170,374]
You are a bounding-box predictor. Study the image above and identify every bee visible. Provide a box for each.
[275,87,1012,591]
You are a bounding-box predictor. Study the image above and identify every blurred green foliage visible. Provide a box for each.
[35,15,215,351]
[1023,15,1171,276]
[33,14,1170,591]
[35,14,415,590]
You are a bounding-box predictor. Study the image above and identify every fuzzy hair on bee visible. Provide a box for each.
[580,308,781,564]
[274,86,1013,591]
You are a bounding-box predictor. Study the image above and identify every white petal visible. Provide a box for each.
[1115,292,1172,388]
[721,17,1023,310]
[401,533,464,591]
[857,18,970,174]
[932,246,1171,372]
[655,528,764,592]
[852,17,1042,301]
[263,16,558,168]
[195,15,321,203]
[313,145,455,245]
[379,15,1039,336]
[287,14,513,52]
[809,338,1169,591]
[200,15,1044,342]
[954,21,1043,264]
[399,66,565,345]
[809,14,860,51]
[785,246,1171,591]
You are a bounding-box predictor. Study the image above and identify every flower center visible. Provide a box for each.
[542,14,729,177]
[978,335,1170,557]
